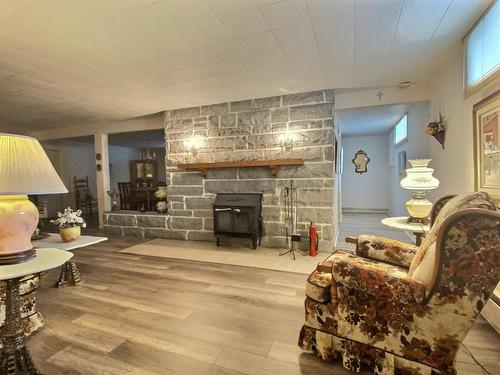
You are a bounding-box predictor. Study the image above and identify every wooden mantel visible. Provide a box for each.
[177,159,304,178]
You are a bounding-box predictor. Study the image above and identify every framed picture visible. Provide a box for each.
[473,89,500,206]
[398,151,407,177]
[332,134,338,174]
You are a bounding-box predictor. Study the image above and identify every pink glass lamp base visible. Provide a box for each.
[0,195,39,264]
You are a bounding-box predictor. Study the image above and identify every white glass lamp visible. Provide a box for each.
[0,133,67,264]
[400,159,439,224]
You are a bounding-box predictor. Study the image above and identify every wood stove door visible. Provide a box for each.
[233,208,253,233]
[215,209,234,232]
[214,207,253,234]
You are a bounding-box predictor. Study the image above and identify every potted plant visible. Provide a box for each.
[426,111,446,148]
[50,207,86,242]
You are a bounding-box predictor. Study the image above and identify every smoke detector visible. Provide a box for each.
[398,81,415,89]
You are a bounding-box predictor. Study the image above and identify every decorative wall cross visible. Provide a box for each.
[376,90,384,102]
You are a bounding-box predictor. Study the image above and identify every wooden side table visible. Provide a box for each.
[381,216,430,246]
[0,249,72,374]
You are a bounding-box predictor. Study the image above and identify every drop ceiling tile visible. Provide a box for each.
[380,40,428,84]
[156,0,228,42]
[0,0,490,132]
[355,0,401,50]
[255,0,284,6]
[0,0,46,12]
[239,32,280,55]
[306,0,354,21]
[432,0,490,39]
[219,9,269,38]
[395,0,451,43]
[273,22,316,49]
[260,0,309,30]
[204,0,257,17]
[313,13,354,68]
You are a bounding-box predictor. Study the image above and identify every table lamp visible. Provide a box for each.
[0,133,67,264]
[400,159,439,224]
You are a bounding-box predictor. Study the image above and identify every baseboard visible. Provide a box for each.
[343,208,389,214]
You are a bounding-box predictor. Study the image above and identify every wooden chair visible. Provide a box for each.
[118,182,145,210]
[74,176,97,214]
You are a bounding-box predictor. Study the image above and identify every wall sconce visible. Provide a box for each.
[278,132,296,152]
[184,135,205,156]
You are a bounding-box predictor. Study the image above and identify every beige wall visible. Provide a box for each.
[388,102,432,216]
[429,51,500,200]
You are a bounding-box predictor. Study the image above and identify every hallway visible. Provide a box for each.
[336,212,411,249]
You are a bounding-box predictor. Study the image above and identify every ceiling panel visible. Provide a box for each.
[204,0,257,18]
[306,0,354,21]
[395,0,452,43]
[219,9,269,38]
[260,0,309,30]
[0,0,491,133]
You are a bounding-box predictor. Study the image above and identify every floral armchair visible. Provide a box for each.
[299,192,499,375]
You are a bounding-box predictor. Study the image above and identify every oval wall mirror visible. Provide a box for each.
[352,150,370,174]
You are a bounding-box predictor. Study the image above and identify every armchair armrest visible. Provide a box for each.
[331,251,426,304]
[349,234,419,268]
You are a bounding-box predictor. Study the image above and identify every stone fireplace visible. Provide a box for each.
[104,89,338,251]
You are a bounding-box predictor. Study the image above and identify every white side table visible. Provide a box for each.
[34,234,107,287]
[381,216,430,246]
[0,249,72,374]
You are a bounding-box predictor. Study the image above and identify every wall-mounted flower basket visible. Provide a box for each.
[426,112,446,149]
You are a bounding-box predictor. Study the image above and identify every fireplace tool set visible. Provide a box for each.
[279,179,306,260]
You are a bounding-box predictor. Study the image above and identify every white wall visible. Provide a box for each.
[342,135,390,211]
[429,50,500,199]
[41,140,96,216]
[388,102,432,216]
[109,145,140,192]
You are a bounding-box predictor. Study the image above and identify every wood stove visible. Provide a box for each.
[213,193,263,249]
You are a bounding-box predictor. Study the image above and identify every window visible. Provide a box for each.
[393,114,407,145]
[464,1,500,95]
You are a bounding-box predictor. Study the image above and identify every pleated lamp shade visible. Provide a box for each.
[0,133,67,195]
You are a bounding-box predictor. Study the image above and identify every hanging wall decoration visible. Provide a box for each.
[473,89,500,206]
[426,111,446,148]
[352,150,370,174]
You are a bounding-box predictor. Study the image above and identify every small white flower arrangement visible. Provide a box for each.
[50,207,87,229]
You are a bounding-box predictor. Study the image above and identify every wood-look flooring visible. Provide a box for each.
[28,226,499,374]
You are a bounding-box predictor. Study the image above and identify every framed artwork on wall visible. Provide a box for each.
[333,135,340,174]
[473,89,500,206]
[398,151,407,177]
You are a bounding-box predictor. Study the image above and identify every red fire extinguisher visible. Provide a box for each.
[309,222,318,257]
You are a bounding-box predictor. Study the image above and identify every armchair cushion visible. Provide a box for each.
[331,250,427,305]
[356,234,419,268]
[306,251,350,302]
[409,243,436,291]
[409,192,496,275]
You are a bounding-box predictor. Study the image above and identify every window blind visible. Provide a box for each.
[464,1,500,95]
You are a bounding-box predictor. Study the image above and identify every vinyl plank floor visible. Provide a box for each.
[26,227,498,375]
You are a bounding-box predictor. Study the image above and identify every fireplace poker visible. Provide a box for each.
[279,179,306,260]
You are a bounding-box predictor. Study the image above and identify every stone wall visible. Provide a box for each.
[103,211,169,238]
[163,89,337,250]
